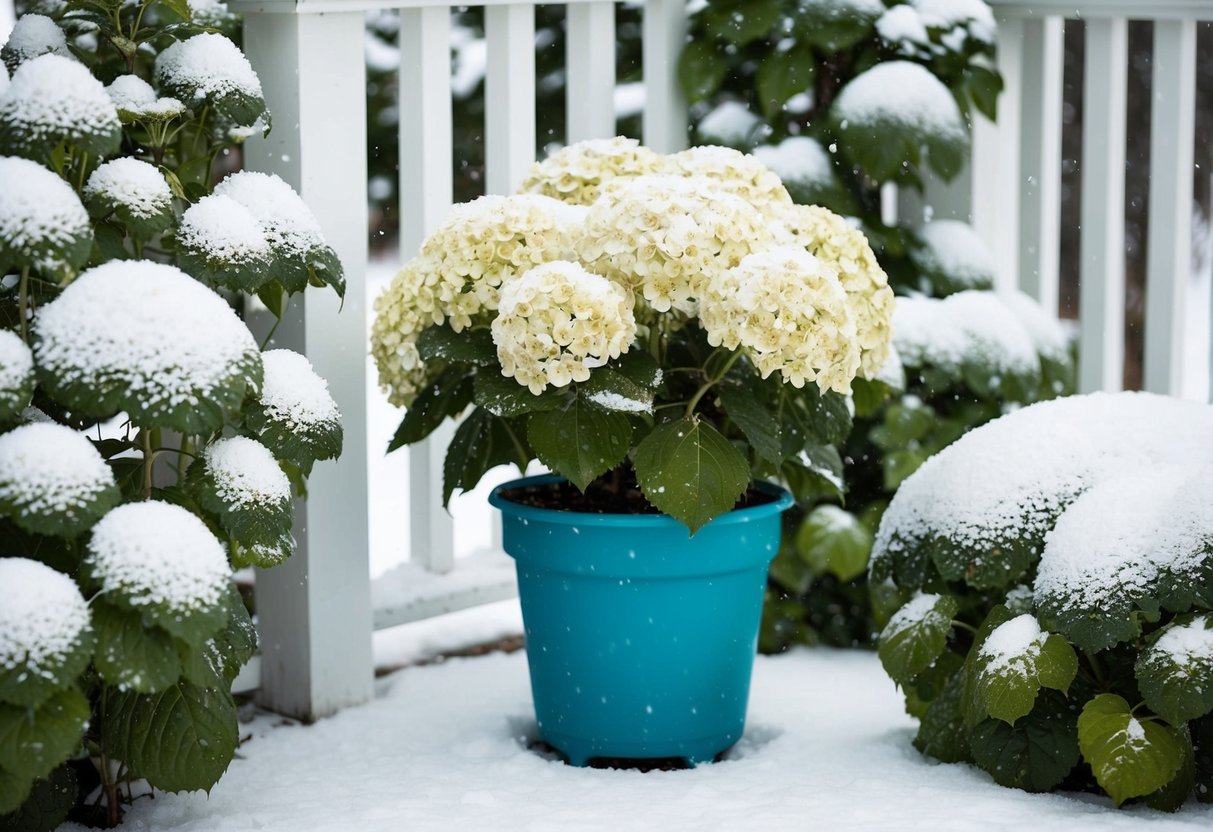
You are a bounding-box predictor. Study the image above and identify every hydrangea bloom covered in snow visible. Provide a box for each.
[492,261,636,394]
[32,261,262,433]
[0,155,92,276]
[0,54,121,159]
[0,422,119,537]
[576,174,773,315]
[0,557,90,676]
[520,136,663,205]
[86,501,230,614]
[0,14,70,74]
[0,329,34,419]
[702,246,858,394]
[84,157,174,233]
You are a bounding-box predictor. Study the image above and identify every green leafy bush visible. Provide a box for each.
[0,5,343,827]
[871,392,1213,809]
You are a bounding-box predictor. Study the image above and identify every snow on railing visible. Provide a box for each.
[220,0,1213,719]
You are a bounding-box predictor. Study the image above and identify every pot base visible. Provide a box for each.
[541,730,733,769]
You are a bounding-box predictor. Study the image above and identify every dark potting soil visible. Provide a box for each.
[498,468,779,516]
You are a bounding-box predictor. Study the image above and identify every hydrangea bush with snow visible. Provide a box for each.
[373,139,894,533]
[0,5,344,828]
[871,392,1213,809]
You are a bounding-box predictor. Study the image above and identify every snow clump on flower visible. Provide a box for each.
[0,329,34,415]
[491,260,637,394]
[105,74,186,122]
[701,246,859,394]
[0,422,116,527]
[213,170,326,258]
[0,557,90,674]
[520,136,664,206]
[777,204,894,379]
[87,501,230,614]
[665,145,793,220]
[1,14,70,73]
[258,349,342,437]
[0,155,91,272]
[203,436,291,510]
[576,174,773,316]
[0,54,120,154]
[85,157,173,219]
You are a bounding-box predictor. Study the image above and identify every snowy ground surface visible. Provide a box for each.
[65,636,1213,832]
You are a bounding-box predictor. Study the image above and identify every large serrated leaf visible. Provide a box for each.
[185,454,294,560]
[1136,618,1213,727]
[632,418,750,534]
[913,668,971,764]
[103,680,238,794]
[972,624,1076,725]
[677,40,729,104]
[474,371,562,418]
[442,410,525,505]
[1078,693,1185,806]
[718,379,782,464]
[416,325,497,366]
[0,622,92,710]
[756,46,816,119]
[387,367,473,451]
[877,593,957,687]
[969,690,1080,792]
[0,763,76,832]
[0,688,88,783]
[92,601,182,694]
[179,584,257,690]
[528,395,631,491]
[581,368,654,415]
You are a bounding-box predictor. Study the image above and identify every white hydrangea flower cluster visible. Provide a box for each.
[371,194,582,406]
[701,246,860,394]
[777,204,895,379]
[491,261,636,394]
[576,174,773,315]
[519,136,663,206]
[665,145,793,220]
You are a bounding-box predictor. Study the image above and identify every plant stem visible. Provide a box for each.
[17,266,30,343]
[1084,650,1107,689]
[685,350,741,418]
[951,620,978,635]
[141,429,154,499]
[98,686,121,826]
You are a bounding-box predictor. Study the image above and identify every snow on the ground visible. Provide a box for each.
[75,647,1213,832]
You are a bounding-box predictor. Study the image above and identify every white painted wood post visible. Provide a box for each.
[1016,15,1065,312]
[485,3,537,195]
[1143,18,1198,396]
[642,0,687,153]
[399,6,458,574]
[238,12,374,719]
[1078,17,1128,394]
[0,0,14,42]
[567,1,617,143]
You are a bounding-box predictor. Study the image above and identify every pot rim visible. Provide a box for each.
[488,473,793,529]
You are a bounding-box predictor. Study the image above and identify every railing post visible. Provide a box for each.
[400,6,457,575]
[567,1,617,143]
[1078,17,1129,393]
[642,0,687,152]
[485,3,537,195]
[1143,18,1197,397]
[237,10,374,720]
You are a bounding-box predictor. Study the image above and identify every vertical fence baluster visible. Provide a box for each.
[567,1,617,143]
[400,6,457,574]
[642,0,687,153]
[1017,16,1064,311]
[1078,17,1128,393]
[486,3,537,195]
[1144,18,1198,396]
[241,12,373,720]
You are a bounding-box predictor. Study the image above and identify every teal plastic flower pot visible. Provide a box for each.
[490,475,793,767]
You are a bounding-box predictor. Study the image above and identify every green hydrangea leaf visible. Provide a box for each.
[0,768,31,816]
[102,680,238,794]
[1136,617,1213,727]
[877,593,958,687]
[581,367,654,415]
[387,367,473,451]
[913,668,971,764]
[416,325,497,367]
[791,0,883,51]
[0,618,93,710]
[0,688,89,783]
[1145,726,1196,813]
[633,417,749,534]
[91,600,182,695]
[718,377,782,464]
[528,394,631,492]
[969,689,1080,792]
[756,46,816,120]
[442,409,526,506]
[1079,693,1185,806]
[176,243,273,293]
[184,445,294,560]
[971,621,1077,725]
[179,584,257,689]
[796,505,872,582]
[473,371,562,419]
[702,0,778,45]
[0,335,34,422]
[243,396,343,470]
[0,763,76,832]
[677,40,729,104]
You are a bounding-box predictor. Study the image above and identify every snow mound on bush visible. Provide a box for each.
[978,613,1045,676]
[87,501,229,613]
[259,349,341,432]
[874,392,1213,592]
[833,61,967,143]
[85,157,173,218]
[0,557,89,672]
[0,328,33,400]
[752,136,834,191]
[154,33,262,103]
[0,53,120,145]
[178,193,271,262]
[0,155,90,256]
[697,101,763,146]
[1,14,70,69]
[877,5,930,44]
[911,219,996,291]
[106,74,186,121]
[213,170,325,256]
[0,422,116,520]
[914,0,997,43]
[892,290,1040,377]
[203,436,290,509]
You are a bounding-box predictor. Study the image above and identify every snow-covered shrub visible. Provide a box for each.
[871,392,1213,809]
[0,4,344,827]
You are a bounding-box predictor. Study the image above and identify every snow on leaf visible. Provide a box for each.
[0,557,90,686]
[1,14,70,74]
[84,157,174,236]
[0,422,120,538]
[154,33,266,127]
[910,220,996,294]
[32,261,262,434]
[0,155,92,278]
[877,592,957,686]
[972,613,1076,724]
[176,194,273,290]
[1136,616,1213,726]
[105,75,186,123]
[0,54,121,160]
[892,291,1039,383]
[203,436,290,510]
[0,329,34,420]
[246,349,343,467]
[752,136,835,193]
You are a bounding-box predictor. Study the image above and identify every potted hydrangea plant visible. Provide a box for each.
[372,138,894,766]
